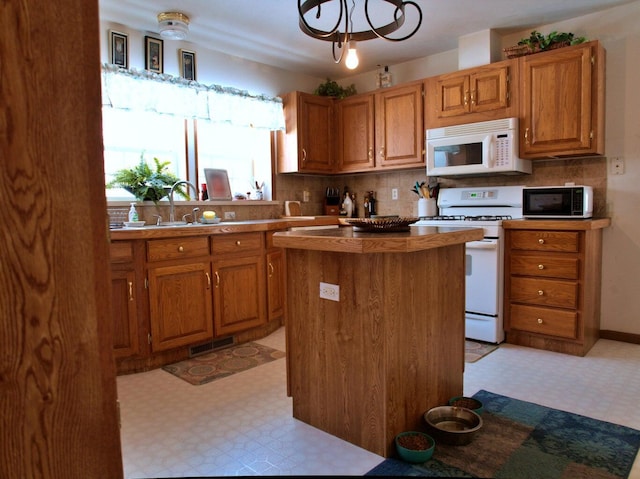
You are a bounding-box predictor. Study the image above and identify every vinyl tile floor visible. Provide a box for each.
[117,327,640,478]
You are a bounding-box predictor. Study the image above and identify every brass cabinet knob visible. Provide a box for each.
[538,264,544,270]
[537,318,543,324]
[538,290,544,296]
[178,246,184,252]
[538,238,545,244]
[236,240,241,246]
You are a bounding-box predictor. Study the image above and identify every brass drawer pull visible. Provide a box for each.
[538,264,544,270]
[268,262,274,277]
[178,246,184,252]
[538,290,544,296]
[128,281,134,301]
[214,271,220,287]
[236,240,241,246]
[205,272,211,289]
[538,238,545,244]
[537,318,543,324]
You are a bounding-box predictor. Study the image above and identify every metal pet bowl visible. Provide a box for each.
[423,406,483,445]
[448,396,484,415]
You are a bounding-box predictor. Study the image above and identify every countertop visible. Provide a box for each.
[503,217,611,231]
[272,225,484,254]
[108,216,340,240]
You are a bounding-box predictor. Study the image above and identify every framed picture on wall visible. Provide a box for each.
[179,49,196,81]
[144,36,163,73]
[109,30,128,68]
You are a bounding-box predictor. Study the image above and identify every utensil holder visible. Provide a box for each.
[418,198,437,217]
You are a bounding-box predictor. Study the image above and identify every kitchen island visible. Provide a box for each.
[272,225,483,457]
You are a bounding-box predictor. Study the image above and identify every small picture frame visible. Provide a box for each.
[144,36,163,73]
[180,49,196,81]
[109,30,128,68]
[204,168,233,200]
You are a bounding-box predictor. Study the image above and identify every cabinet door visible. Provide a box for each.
[520,42,603,158]
[148,262,214,352]
[435,73,470,118]
[110,269,139,358]
[470,66,509,113]
[337,94,375,172]
[213,255,267,335]
[266,249,285,321]
[300,93,334,172]
[375,82,424,168]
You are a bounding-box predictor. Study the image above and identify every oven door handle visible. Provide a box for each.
[466,239,498,250]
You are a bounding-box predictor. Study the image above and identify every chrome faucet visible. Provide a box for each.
[169,180,198,223]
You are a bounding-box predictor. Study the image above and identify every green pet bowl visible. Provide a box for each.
[395,431,435,463]
[448,396,484,415]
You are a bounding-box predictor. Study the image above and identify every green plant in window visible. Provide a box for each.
[106,154,189,203]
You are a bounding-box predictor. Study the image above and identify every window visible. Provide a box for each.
[195,121,271,200]
[102,109,187,200]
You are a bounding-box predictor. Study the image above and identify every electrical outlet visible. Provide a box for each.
[303,190,310,202]
[319,282,340,302]
[610,157,625,175]
[224,211,236,220]
[391,188,398,200]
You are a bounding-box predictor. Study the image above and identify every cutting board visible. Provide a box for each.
[285,201,301,216]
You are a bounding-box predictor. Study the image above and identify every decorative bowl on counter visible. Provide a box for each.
[395,431,435,463]
[448,396,484,415]
[423,406,483,445]
[346,217,419,232]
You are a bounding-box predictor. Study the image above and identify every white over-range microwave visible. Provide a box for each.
[426,117,532,177]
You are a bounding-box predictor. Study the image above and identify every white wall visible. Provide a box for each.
[101,0,640,336]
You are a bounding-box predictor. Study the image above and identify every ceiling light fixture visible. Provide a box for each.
[298,0,422,69]
[157,12,190,40]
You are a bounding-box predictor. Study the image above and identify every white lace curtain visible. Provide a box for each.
[101,63,285,130]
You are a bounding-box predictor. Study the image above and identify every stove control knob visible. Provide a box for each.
[538,238,545,244]
[538,264,545,270]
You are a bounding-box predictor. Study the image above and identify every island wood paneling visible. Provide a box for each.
[284,244,465,457]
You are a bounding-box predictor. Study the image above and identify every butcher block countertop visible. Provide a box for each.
[503,218,611,230]
[272,225,484,253]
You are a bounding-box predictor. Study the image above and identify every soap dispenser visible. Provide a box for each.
[128,202,139,222]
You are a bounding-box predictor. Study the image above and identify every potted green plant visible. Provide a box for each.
[106,154,189,203]
[314,78,357,99]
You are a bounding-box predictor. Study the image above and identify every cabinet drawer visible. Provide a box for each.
[211,232,263,255]
[147,237,210,262]
[510,304,577,339]
[511,254,579,279]
[510,230,579,252]
[110,241,133,263]
[510,277,578,309]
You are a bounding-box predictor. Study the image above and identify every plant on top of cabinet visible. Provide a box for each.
[504,31,587,58]
[314,78,357,99]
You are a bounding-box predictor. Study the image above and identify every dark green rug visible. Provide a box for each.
[366,390,640,478]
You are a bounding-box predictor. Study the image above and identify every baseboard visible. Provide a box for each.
[599,330,640,345]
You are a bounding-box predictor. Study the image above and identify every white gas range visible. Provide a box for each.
[412,185,525,343]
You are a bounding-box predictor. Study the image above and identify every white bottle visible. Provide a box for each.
[343,193,353,218]
[128,202,138,222]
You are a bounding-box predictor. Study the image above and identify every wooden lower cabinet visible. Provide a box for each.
[147,261,214,352]
[503,219,610,356]
[110,268,140,358]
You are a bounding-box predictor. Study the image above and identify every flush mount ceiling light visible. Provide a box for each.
[298,0,422,70]
[157,12,190,40]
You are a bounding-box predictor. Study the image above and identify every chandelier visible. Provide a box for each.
[298,0,422,69]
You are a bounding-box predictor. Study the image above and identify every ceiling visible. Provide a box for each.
[99,0,633,78]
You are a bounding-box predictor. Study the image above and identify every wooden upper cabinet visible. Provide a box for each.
[519,40,605,159]
[277,91,334,173]
[337,82,424,173]
[375,81,424,169]
[337,93,375,172]
[425,60,516,128]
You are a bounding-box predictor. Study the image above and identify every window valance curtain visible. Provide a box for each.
[101,63,285,130]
